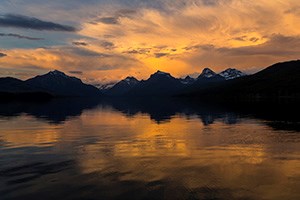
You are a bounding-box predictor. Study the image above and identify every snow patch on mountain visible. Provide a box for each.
[219,68,246,80]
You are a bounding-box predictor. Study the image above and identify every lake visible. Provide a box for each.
[0,98,300,200]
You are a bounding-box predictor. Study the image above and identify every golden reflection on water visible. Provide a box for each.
[0,115,60,147]
[0,106,300,200]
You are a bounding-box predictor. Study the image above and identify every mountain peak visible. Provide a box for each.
[124,76,137,81]
[155,70,170,75]
[180,75,196,85]
[150,70,173,79]
[123,76,139,85]
[47,70,68,77]
[202,68,215,74]
[219,68,246,80]
[198,68,216,78]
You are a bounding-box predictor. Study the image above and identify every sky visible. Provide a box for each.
[0,0,300,84]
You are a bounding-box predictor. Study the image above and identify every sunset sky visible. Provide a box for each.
[1,0,300,84]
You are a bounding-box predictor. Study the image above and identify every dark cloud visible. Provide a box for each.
[216,35,300,56]
[154,53,169,58]
[101,41,115,50]
[72,41,88,46]
[0,33,43,40]
[123,48,151,55]
[96,65,118,71]
[186,34,300,70]
[0,14,77,31]
[233,36,247,41]
[184,44,215,51]
[22,65,46,70]
[115,9,137,17]
[98,17,119,25]
[69,71,83,75]
[153,45,168,50]
[232,36,260,43]
[202,0,219,6]
[0,52,7,57]
[71,48,111,57]
[249,37,260,43]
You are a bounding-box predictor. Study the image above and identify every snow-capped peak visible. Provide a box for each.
[97,82,116,90]
[219,68,246,80]
[198,68,216,78]
[123,76,139,85]
[49,70,67,76]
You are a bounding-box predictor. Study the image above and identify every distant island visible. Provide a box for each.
[1,60,300,102]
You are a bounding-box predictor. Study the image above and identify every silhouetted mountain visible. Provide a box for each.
[107,77,139,96]
[219,68,246,80]
[180,68,226,94]
[196,68,225,83]
[26,70,101,97]
[0,77,53,101]
[180,76,196,85]
[184,60,300,101]
[198,68,217,78]
[126,71,185,96]
[97,82,116,93]
[0,77,32,92]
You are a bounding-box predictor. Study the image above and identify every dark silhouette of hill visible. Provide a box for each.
[182,60,300,101]
[0,77,53,101]
[0,70,101,99]
[26,70,101,97]
[0,60,299,101]
[0,77,32,92]
[126,71,186,96]
[106,77,139,96]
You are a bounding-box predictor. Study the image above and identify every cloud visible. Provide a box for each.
[0,14,77,31]
[182,34,300,73]
[100,41,115,50]
[69,70,83,75]
[96,65,118,71]
[233,36,247,42]
[217,35,300,56]
[0,52,7,57]
[97,17,119,25]
[123,48,151,55]
[0,33,43,40]
[72,41,88,46]
[154,53,169,58]
[68,47,111,57]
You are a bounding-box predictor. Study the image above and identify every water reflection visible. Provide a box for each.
[0,98,300,200]
[0,98,299,130]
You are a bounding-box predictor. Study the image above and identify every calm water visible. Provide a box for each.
[0,98,300,200]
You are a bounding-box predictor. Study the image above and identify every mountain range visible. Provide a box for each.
[1,60,299,101]
[104,68,245,96]
[183,60,300,101]
[0,70,101,99]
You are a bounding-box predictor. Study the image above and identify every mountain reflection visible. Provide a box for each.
[0,98,299,131]
[0,98,100,124]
